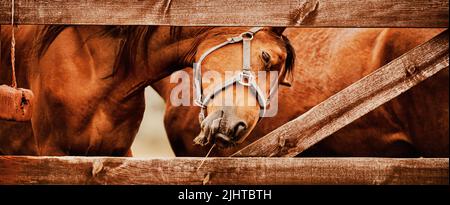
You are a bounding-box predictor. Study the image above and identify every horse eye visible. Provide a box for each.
[261,51,271,64]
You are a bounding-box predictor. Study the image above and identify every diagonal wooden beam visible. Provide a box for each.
[0,0,448,27]
[232,30,449,157]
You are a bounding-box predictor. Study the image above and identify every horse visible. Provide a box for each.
[0,25,293,156]
[153,28,448,157]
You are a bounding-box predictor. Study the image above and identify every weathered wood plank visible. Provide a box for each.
[0,156,447,185]
[232,30,449,157]
[0,0,448,27]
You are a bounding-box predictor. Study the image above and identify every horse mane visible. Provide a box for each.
[35,26,295,77]
[35,25,157,77]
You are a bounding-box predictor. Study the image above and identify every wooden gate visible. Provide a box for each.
[0,0,448,185]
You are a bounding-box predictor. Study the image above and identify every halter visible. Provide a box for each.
[193,27,279,122]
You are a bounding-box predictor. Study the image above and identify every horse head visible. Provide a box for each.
[191,27,295,148]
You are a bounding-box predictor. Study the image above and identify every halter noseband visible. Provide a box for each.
[193,27,279,123]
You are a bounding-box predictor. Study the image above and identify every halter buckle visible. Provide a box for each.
[240,32,254,40]
[227,32,254,43]
[238,71,254,86]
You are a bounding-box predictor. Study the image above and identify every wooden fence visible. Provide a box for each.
[0,0,448,27]
[0,0,448,185]
[0,156,448,185]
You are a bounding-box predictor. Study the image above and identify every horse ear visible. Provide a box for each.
[270,27,286,36]
[279,66,293,87]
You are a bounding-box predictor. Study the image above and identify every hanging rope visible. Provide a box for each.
[10,0,17,88]
[0,0,34,122]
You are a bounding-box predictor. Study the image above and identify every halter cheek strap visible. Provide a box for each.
[193,27,277,122]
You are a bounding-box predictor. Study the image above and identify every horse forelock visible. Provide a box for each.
[178,27,295,77]
[282,34,296,79]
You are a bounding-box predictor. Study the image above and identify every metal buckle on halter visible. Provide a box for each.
[240,32,254,40]
[227,31,254,43]
[238,71,254,86]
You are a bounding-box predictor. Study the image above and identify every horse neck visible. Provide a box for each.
[151,70,190,101]
[138,26,212,79]
[112,27,208,101]
[151,78,171,100]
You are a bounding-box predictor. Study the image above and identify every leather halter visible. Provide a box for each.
[193,27,278,122]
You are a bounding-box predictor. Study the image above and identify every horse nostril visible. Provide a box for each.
[232,121,247,138]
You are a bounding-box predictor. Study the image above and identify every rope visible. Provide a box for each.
[10,0,17,88]
[196,144,216,172]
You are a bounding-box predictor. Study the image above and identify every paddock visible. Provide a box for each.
[0,0,448,185]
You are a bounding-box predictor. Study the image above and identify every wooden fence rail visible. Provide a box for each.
[0,0,448,27]
[232,30,449,157]
[0,156,447,185]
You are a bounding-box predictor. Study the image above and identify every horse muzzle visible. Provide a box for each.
[193,109,248,148]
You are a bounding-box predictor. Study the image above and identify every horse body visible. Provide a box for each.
[0,25,201,155]
[155,28,448,157]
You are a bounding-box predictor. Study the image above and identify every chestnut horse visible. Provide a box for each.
[0,26,293,156]
[154,28,448,157]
